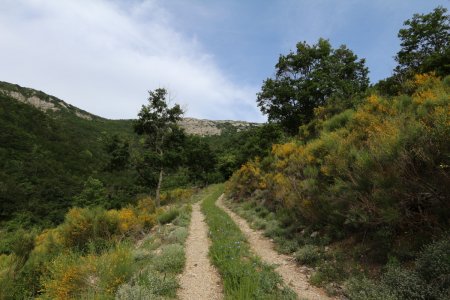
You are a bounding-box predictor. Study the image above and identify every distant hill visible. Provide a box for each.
[0,81,260,136]
[0,81,259,226]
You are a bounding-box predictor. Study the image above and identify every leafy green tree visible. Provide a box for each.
[396,6,450,79]
[73,177,108,207]
[184,135,217,185]
[257,38,369,134]
[134,88,184,207]
[377,7,450,95]
[238,123,285,162]
[105,134,130,171]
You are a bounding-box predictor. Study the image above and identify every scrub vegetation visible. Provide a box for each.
[226,7,450,299]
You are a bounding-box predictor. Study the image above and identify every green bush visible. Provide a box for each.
[416,238,450,289]
[153,243,185,274]
[346,277,398,300]
[59,206,119,252]
[157,208,180,225]
[381,265,429,299]
[252,217,267,230]
[295,245,321,266]
[167,227,188,244]
[276,238,299,254]
[116,266,179,299]
[415,237,450,298]
[172,205,192,227]
[310,259,346,287]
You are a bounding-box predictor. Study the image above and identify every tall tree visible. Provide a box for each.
[396,6,450,79]
[257,38,368,135]
[134,88,184,207]
[104,134,130,171]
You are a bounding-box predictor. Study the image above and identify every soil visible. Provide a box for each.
[178,202,223,300]
[217,194,334,300]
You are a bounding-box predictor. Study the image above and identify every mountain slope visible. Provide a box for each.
[0,81,260,227]
[0,81,259,136]
[0,83,137,226]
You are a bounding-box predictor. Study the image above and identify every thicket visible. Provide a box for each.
[0,85,142,228]
[228,73,449,253]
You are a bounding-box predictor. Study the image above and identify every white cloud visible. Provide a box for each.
[0,0,264,121]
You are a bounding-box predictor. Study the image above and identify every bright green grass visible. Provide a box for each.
[201,184,296,300]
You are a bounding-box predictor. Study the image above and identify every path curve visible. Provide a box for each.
[217,195,333,300]
[178,202,223,300]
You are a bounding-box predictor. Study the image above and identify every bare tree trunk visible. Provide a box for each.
[156,167,163,207]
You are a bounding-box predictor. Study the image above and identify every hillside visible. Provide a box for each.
[0,81,262,227]
[0,81,259,136]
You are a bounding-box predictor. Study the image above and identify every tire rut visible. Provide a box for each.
[217,194,334,300]
[178,201,223,300]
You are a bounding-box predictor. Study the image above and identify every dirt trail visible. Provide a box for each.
[178,202,223,300]
[217,195,333,300]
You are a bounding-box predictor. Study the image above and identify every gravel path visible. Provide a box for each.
[178,202,223,300]
[217,195,333,300]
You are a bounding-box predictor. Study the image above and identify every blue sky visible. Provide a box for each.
[0,0,447,121]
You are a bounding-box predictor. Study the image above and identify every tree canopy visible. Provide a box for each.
[396,6,450,78]
[377,6,450,95]
[257,38,369,135]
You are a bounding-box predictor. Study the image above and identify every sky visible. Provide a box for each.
[0,0,448,121]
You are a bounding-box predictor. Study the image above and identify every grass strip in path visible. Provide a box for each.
[201,184,296,300]
[218,196,334,300]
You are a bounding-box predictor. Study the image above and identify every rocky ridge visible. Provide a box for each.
[0,81,260,136]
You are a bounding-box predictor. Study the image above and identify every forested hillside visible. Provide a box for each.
[0,84,137,227]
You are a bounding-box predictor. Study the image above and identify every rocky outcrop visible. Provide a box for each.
[0,82,94,120]
[178,117,259,136]
[1,81,258,134]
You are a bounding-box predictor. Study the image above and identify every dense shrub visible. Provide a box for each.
[40,244,134,299]
[295,245,321,266]
[157,208,180,225]
[227,74,450,242]
[345,237,450,300]
[153,243,185,274]
[160,187,195,204]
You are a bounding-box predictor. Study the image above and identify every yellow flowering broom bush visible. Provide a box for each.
[227,74,450,235]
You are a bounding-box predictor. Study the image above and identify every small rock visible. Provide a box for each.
[310,231,319,238]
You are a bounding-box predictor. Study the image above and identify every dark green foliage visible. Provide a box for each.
[377,7,450,95]
[346,237,450,300]
[396,6,450,78]
[257,38,369,134]
[382,264,429,300]
[72,177,108,207]
[105,134,130,171]
[184,135,217,185]
[295,245,321,266]
[157,208,180,225]
[415,238,450,295]
[0,83,145,229]
[204,123,285,179]
[153,244,185,273]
